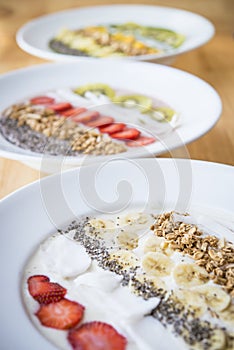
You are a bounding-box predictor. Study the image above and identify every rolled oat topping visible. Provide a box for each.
[151,212,234,296]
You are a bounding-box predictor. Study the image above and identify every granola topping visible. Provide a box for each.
[151,212,234,296]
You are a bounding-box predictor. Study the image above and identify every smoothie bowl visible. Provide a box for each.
[0,60,221,173]
[16,5,214,65]
[0,159,234,350]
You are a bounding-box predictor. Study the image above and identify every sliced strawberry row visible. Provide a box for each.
[29,95,156,147]
[27,275,84,330]
[68,321,127,350]
[27,274,127,349]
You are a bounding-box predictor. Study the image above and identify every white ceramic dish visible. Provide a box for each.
[0,158,234,350]
[0,61,222,173]
[16,5,215,65]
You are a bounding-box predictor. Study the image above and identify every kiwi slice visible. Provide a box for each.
[141,27,185,48]
[74,83,115,99]
[148,107,176,122]
[110,23,185,48]
[114,94,152,113]
[110,22,141,31]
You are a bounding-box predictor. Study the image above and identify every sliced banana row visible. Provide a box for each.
[173,263,209,288]
[142,252,174,277]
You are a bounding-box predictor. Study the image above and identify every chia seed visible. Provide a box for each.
[0,116,80,156]
[49,39,91,57]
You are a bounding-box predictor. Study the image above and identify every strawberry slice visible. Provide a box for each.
[99,123,126,134]
[126,136,156,147]
[27,275,50,284]
[61,107,87,117]
[36,299,84,330]
[68,321,127,350]
[27,275,66,304]
[111,128,140,140]
[48,102,72,112]
[30,96,55,105]
[72,110,100,123]
[85,116,114,128]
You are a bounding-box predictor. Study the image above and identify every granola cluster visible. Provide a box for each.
[151,212,234,296]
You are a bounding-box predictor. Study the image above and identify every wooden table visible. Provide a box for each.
[0,0,233,199]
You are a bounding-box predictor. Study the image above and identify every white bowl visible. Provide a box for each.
[16,5,214,65]
[0,158,233,350]
[0,60,221,173]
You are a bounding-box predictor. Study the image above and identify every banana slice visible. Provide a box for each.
[116,230,138,250]
[89,218,115,230]
[194,285,231,312]
[118,212,152,228]
[174,289,207,317]
[220,303,234,326]
[142,252,174,277]
[209,329,227,350]
[109,249,140,270]
[143,235,173,256]
[173,263,209,288]
[192,328,226,350]
[226,333,234,350]
[129,273,166,296]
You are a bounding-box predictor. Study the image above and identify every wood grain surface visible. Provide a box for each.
[0,0,233,199]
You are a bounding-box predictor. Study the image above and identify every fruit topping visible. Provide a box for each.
[30,96,55,105]
[86,116,114,128]
[61,107,87,117]
[72,110,100,123]
[48,102,72,112]
[99,123,126,134]
[27,275,67,304]
[36,298,85,330]
[68,321,127,350]
[74,83,116,100]
[111,128,140,140]
[113,94,152,113]
[126,136,156,147]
